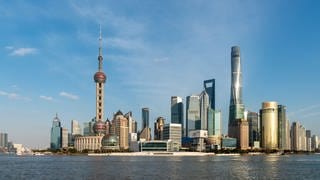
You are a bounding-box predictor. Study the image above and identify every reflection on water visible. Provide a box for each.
[0,155,319,179]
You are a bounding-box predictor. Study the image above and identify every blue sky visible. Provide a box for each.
[1,1,320,148]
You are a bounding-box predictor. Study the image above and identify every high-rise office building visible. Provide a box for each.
[93,27,107,136]
[311,135,319,151]
[291,122,307,151]
[125,111,135,134]
[71,120,81,136]
[306,130,312,152]
[50,114,62,150]
[83,122,90,136]
[113,111,129,150]
[278,105,289,150]
[207,109,221,136]
[247,112,259,147]
[286,119,291,150]
[142,108,149,129]
[204,79,215,110]
[154,117,165,140]
[203,78,219,138]
[228,46,245,137]
[139,108,151,141]
[171,96,183,129]
[0,133,8,148]
[200,91,209,130]
[186,95,201,136]
[61,128,68,148]
[260,102,278,150]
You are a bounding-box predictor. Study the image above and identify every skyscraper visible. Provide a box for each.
[61,128,68,148]
[140,108,151,141]
[50,113,62,150]
[113,111,129,150]
[311,135,319,151]
[142,108,149,129]
[154,117,165,140]
[125,111,137,134]
[247,112,259,147]
[291,122,307,151]
[171,96,183,126]
[228,46,245,137]
[204,79,215,110]
[186,95,201,137]
[200,91,209,130]
[278,105,289,150]
[207,109,222,136]
[306,130,312,152]
[71,120,81,136]
[260,102,278,150]
[93,26,107,136]
[0,133,8,148]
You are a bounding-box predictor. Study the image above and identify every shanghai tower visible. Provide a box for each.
[228,46,245,137]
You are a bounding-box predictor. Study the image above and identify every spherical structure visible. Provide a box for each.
[93,121,106,135]
[101,135,119,150]
[94,72,106,83]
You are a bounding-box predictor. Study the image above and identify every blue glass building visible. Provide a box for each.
[50,114,62,150]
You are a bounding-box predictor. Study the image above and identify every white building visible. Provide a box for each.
[163,123,182,151]
[71,120,82,135]
[74,136,103,152]
[312,135,319,151]
[62,128,69,148]
[189,130,208,152]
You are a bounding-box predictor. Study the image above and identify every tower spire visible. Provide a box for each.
[98,24,103,71]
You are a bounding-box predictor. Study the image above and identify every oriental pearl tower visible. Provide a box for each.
[93,26,107,136]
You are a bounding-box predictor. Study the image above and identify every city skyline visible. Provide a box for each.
[1,1,320,148]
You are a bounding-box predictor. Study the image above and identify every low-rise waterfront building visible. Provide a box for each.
[163,123,182,151]
[221,137,237,150]
[189,130,208,152]
[74,136,103,152]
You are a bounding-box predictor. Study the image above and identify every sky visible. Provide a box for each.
[1,0,320,149]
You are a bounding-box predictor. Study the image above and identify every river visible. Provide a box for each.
[0,154,319,179]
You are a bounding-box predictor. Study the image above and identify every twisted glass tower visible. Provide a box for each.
[228,46,245,136]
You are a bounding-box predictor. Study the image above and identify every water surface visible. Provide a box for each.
[0,154,319,179]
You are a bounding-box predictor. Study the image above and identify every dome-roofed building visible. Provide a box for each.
[101,134,119,151]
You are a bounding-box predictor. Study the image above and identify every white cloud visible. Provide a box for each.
[5,46,14,50]
[9,48,38,56]
[59,91,79,100]
[39,95,54,101]
[0,90,31,101]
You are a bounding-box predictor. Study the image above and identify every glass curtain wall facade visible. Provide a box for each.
[50,114,62,150]
[228,46,245,136]
[278,105,288,150]
[248,112,259,147]
[186,95,201,137]
[142,108,149,129]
